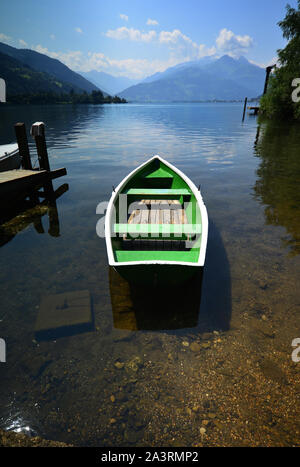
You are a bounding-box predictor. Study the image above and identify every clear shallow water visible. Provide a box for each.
[0,103,299,446]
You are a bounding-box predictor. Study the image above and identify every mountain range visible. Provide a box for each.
[119,55,266,102]
[0,41,266,102]
[79,70,139,96]
[0,51,80,96]
[0,41,100,96]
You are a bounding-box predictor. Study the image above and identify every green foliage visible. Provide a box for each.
[0,50,75,96]
[7,89,127,105]
[260,1,300,120]
[260,68,300,119]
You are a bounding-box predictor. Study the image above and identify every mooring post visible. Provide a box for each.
[31,122,54,198]
[14,122,32,170]
[242,97,248,122]
[263,65,276,95]
[31,122,51,172]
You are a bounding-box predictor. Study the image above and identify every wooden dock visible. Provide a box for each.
[0,167,66,199]
[248,106,260,115]
[0,169,47,197]
[0,122,67,207]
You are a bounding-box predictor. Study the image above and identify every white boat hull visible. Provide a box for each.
[0,143,21,172]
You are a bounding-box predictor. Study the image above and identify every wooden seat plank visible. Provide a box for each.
[140,205,150,224]
[126,188,191,196]
[162,208,171,225]
[122,199,195,245]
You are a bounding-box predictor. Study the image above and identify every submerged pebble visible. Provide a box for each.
[125,356,143,373]
[114,361,125,370]
[190,342,201,352]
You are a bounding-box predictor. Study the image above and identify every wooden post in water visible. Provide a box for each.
[242,97,248,122]
[14,123,32,170]
[31,122,53,197]
[263,65,276,95]
[31,122,51,171]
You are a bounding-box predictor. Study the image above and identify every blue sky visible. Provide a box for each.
[0,0,297,78]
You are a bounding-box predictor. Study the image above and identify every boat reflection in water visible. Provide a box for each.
[109,266,203,331]
[109,220,232,332]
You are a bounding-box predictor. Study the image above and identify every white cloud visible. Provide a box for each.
[0,33,11,44]
[105,27,156,43]
[216,28,253,56]
[19,39,27,47]
[105,26,215,61]
[104,57,181,79]
[34,45,55,55]
[30,25,260,80]
[86,51,110,70]
[159,29,216,61]
[33,45,84,69]
[31,43,189,79]
[249,56,278,69]
[147,18,158,26]
[75,27,83,34]
[120,14,128,21]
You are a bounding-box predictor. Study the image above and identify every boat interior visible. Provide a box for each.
[111,158,202,263]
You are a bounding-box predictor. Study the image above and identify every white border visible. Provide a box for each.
[105,155,208,267]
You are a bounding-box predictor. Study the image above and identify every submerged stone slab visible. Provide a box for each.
[35,290,93,340]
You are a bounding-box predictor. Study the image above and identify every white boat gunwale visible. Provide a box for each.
[0,143,19,159]
[0,143,21,172]
[105,155,208,268]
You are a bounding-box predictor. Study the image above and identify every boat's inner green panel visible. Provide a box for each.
[111,158,202,263]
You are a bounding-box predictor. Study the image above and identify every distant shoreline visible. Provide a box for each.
[123,99,259,104]
[1,101,127,106]
[1,90,127,106]
[1,99,259,106]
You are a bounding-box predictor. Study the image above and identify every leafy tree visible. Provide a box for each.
[260,1,300,120]
[7,89,127,105]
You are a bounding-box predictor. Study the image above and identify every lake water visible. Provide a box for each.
[0,103,299,446]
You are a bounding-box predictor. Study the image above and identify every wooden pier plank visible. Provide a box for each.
[0,169,47,183]
[0,168,67,200]
[0,169,48,198]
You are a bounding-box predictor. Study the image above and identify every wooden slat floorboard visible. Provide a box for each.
[123,199,189,249]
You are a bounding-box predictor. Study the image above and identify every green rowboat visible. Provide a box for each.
[105,155,208,285]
